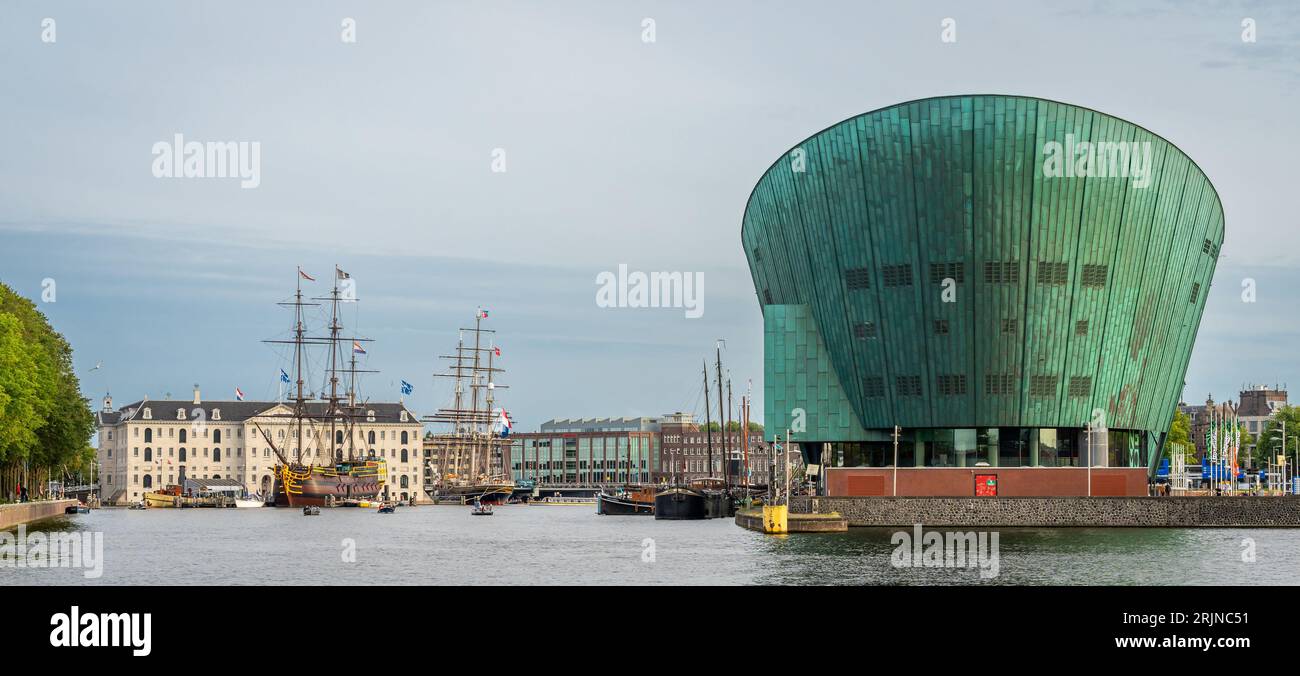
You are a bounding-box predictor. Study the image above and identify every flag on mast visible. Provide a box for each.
[352,340,366,355]
[478,308,490,319]
[497,409,512,437]
[235,387,245,401]
[400,380,413,396]
[299,268,315,281]
[280,369,291,384]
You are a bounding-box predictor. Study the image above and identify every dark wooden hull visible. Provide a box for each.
[597,493,654,515]
[654,488,707,520]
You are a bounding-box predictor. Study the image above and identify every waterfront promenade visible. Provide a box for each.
[0,500,77,530]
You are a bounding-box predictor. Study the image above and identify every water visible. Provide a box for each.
[3,505,1298,585]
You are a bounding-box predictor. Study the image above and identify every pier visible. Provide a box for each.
[0,500,78,530]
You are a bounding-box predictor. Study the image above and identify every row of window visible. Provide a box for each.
[826,427,1148,469]
[126,407,411,423]
[114,447,416,463]
[843,261,1112,291]
[854,317,1098,339]
[861,375,1095,398]
[130,426,412,445]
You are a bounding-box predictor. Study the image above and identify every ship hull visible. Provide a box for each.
[278,462,386,507]
[597,493,654,515]
[653,488,707,520]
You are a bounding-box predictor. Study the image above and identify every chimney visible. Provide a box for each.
[193,384,201,405]
[102,392,112,412]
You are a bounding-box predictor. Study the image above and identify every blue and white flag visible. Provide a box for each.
[400,380,413,396]
[280,369,291,384]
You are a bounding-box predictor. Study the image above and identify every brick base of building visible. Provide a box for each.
[793,495,1300,528]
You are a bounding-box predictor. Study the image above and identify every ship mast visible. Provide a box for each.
[258,268,321,467]
[426,309,508,487]
[716,340,728,490]
[313,266,375,464]
[703,360,713,479]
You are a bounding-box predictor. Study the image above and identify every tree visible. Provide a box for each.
[0,283,95,500]
[1255,405,1300,470]
[1163,410,1195,463]
[0,313,43,462]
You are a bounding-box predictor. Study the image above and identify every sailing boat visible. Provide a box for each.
[257,266,388,508]
[654,358,714,521]
[423,309,516,505]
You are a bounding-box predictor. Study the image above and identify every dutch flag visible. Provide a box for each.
[352,340,366,355]
[235,387,245,401]
[498,409,512,438]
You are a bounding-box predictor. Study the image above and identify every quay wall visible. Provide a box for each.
[791,496,1300,528]
[0,500,77,530]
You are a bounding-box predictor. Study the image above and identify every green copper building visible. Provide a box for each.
[742,95,1222,497]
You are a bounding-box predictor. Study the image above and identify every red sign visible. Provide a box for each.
[975,474,998,497]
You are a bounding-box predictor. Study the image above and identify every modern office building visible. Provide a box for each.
[742,95,1223,497]
[507,414,773,485]
[509,427,659,485]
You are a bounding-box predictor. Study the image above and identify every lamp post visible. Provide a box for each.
[892,425,900,497]
[1085,420,1093,497]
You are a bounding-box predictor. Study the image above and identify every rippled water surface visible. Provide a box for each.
[4,505,1298,585]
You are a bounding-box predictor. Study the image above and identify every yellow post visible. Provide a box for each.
[762,504,788,534]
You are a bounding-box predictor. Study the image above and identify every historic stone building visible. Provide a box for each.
[94,388,425,505]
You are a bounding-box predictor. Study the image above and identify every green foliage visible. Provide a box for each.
[1163,410,1195,462]
[1255,406,1300,468]
[0,282,95,495]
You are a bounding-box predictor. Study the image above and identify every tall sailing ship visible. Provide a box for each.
[258,266,387,508]
[423,309,515,505]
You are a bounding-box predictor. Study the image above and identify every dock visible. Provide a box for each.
[735,506,847,534]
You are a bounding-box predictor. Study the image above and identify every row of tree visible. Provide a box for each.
[1165,405,1300,470]
[0,282,96,502]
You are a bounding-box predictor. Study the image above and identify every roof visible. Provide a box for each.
[99,400,419,426]
[184,478,245,492]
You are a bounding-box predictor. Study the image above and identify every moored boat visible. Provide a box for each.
[143,485,186,508]
[654,486,707,520]
[597,486,656,515]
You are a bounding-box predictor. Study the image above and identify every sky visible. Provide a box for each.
[1,0,1298,431]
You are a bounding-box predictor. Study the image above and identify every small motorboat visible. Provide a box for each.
[64,503,90,514]
[377,502,396,514]
[302,506,321,516]
[471,500,493,516]
[129,501,146,510]
[235,492,264,509]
